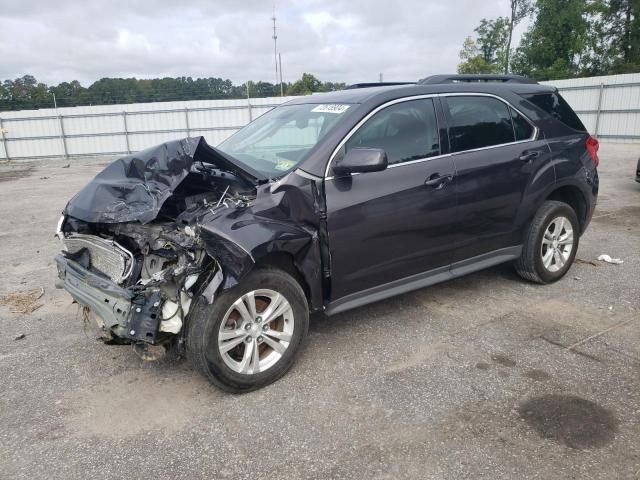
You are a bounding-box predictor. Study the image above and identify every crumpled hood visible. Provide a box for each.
[64,136,266,224]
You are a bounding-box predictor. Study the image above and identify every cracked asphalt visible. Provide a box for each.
[0,144,638,479]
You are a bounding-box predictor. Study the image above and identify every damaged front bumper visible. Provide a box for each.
[55,254,164,343]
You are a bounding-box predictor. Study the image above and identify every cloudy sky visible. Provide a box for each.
[0,0,527,86]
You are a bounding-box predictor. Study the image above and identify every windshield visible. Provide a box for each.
[217,103,351,177]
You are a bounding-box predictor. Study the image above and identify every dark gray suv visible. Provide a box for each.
[55,74,599,392]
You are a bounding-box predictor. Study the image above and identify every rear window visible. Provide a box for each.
[524,92,586,132]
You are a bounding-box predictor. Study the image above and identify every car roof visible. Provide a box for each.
[284,82,557,106]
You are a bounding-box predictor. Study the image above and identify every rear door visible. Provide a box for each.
[442,94,551,262]
[325,97,457,301]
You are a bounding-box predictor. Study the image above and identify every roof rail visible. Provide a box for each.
[346,82,416,89]
[419,74,538,85]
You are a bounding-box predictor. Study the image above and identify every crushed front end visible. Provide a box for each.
[55,220,219,356]
[55,136,324,363]
[54,136,260,358]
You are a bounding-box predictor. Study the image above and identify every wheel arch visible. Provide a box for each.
[198,220,325,313]
[254,252,314,308]
[544,184,588,233]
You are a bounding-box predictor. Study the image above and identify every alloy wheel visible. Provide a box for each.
[540,216,574,273]
[217,289,294,375]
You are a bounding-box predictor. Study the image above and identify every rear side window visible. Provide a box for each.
[511,107,535,141]
[346,98,440,165]
[524,92,586,132]
[445,96,515,152]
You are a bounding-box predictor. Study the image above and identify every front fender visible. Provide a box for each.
[197,173,324,310]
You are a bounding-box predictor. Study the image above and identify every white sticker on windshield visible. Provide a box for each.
[311,104,350,114]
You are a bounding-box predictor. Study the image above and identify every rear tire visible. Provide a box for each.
[186,268,309,393]
[515,200,579,284]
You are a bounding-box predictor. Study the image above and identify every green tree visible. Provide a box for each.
[0,75,53,110]
[457,17,511,75]
[286,73,322,95]
[50,80,87,107]
[512,0,590,80]
[458,37,501,73]
[0,82,8,103]
[476,18,510,67]
[249,81,278,97]
[595,0,640,72]
[319,81,347,92]
[0,73,346,111]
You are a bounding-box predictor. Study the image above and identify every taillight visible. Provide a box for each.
[586,136,599,168]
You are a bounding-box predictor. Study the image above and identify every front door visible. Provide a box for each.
[324,97,457,301]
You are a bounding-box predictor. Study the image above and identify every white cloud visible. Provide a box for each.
[303,11,356,34]
[0,0,524,86]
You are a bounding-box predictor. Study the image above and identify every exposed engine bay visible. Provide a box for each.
[55,136,324,360]
[57,163,254,357]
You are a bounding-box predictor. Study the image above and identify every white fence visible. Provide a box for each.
[1,73,639,161]
[0,96,297,161]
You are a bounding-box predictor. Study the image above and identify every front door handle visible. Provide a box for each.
[424,173,453,188]
[519,151,540,162]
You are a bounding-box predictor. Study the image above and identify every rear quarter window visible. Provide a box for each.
[524,92,586,132]
[510,107,535,141]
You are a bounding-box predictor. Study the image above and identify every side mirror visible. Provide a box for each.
[333,148,388,175]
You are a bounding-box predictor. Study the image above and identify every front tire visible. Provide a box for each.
[515,200,580,284]
[187,268,309,393]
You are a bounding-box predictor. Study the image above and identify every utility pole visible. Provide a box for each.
[52,92,68,159]
[279,53,284,96]
[379,72,383,83]
[272,12,279,89]
[246,82,253,122]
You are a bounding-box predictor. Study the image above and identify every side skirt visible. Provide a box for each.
[324,245,522,316]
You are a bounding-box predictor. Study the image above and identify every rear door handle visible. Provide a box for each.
[519,151,540,162]
[424,173,453,188]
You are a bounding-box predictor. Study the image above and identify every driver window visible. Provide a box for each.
[346,98,440,165]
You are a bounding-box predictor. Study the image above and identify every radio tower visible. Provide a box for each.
[272,11,279,89]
